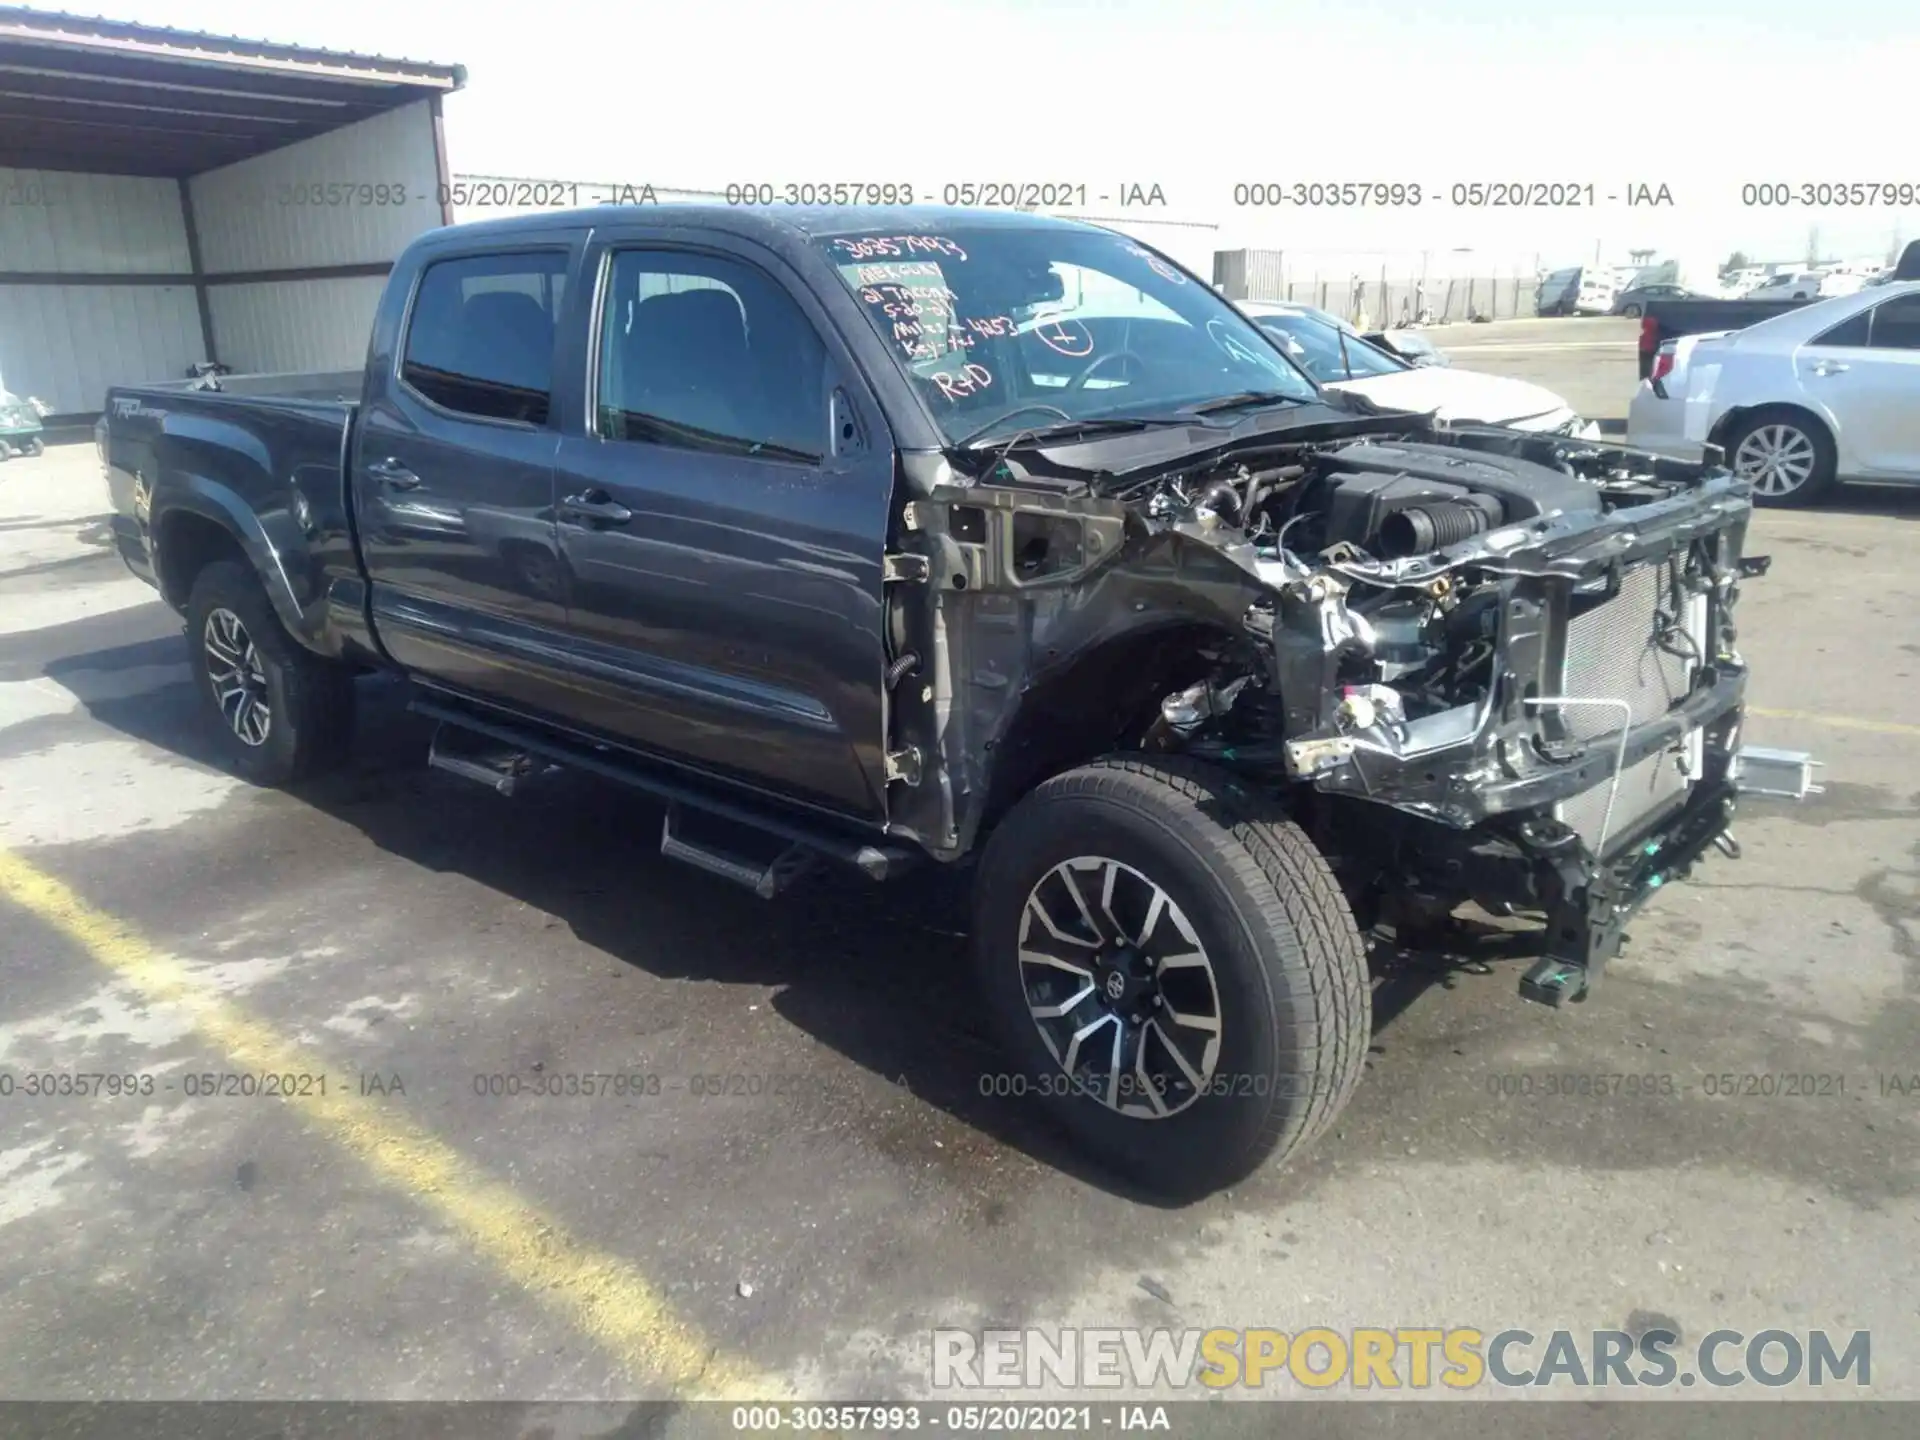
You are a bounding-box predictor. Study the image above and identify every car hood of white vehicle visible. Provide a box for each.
[1325,367,1578,430]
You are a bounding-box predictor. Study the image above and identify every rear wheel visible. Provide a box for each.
[1723,408,1836,507]
[971,756,1370,1198]
[22,438,44,458]
[1621,303,1644,318]
[185,560,355,785]
[0,440,14,463]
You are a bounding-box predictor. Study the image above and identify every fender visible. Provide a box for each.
[141,405,349,659]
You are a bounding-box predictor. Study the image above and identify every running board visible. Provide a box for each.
[427,722,557,796]
[409,696,916,884]
[659,804,817,899]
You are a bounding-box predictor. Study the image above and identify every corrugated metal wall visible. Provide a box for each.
[191,102,443,275]
[189,101,444,375]
[0,284,204,415]
[206,276,386,377]
[0,170,189,272]
[0,169,203,412]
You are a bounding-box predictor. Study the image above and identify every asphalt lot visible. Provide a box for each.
[2,331,1917,1423]
[1420,316,1642,432]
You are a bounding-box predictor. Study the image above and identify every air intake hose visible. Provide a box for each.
[1378,493,1505,558]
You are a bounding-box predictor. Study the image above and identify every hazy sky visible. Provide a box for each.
[69,0,1920,267]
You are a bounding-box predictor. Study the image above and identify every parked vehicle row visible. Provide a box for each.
[1629,280,1920,506]
[1636,241,1920,380]
[1535,266,1617,317]
[100,205,1807,1195]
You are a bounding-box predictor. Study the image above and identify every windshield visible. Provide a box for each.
[1251,312,1407,383]
[814,225,1317,445]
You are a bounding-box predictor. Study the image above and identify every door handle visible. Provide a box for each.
[1809,361,1850,376]
[560,490,633,526]
[366,457,421,490]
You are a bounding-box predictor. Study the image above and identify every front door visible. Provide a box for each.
[549,239,896,822]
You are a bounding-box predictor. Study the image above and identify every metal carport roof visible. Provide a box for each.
[0,5,465,177]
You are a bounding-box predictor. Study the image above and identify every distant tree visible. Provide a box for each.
[1720,250,1749,277]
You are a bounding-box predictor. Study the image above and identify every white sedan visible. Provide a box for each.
[1239,302,1601,438]
[1627,281,1920,506]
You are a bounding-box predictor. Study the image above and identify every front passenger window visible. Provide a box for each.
[597,251,828,462]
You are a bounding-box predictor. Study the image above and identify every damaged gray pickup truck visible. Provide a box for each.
[102,206,1816,1196]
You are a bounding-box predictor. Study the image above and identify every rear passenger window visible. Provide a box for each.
[1869,294,1920,350]
[402,252,569,424]
[596,250,828,462]
[1813,310,1872,347]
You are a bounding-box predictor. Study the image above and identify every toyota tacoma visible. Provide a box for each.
[101,206,1815,1196]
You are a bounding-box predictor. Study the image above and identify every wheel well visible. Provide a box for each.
[1709,401,1833,459]
[154,510,248,611]
[979,621,1239,832]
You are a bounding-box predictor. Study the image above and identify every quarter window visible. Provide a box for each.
[401,252,568,425]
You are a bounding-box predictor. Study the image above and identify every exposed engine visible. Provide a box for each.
[1126,428,1747,824]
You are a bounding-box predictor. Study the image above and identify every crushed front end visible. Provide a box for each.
[1133,426,1818,1005]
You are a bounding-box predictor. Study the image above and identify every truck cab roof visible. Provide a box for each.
[431,203,1117,248]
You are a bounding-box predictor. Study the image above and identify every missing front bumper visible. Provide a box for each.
[1515,740,1822,1008]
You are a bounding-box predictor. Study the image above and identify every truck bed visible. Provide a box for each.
[103,375,362,656]
[1637,298,1811,378]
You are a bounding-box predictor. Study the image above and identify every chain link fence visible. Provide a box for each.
[1215,250,1547,325]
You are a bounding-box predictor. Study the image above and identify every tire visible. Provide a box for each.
[1621,304,1643,318]
[185,560,355,784]
[0,440,13,463]
[22,438,44,458]
[971,755,1370,1198]
[1722,408,1836,508]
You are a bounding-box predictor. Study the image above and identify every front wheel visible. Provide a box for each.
[1621,303,1644,318]
[0,440,14,463]
[186,560,356,785]
[971,756,1371,1198]
[22,438,44,458]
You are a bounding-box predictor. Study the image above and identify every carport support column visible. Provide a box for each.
[177,177,219,367]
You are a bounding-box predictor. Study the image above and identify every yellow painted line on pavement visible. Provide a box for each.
[0,846,775,1401]
[1750,707,1920,739]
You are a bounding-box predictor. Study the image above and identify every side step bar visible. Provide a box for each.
[659,805,817,899]
[411,699,917,888]
[427,722,558,795]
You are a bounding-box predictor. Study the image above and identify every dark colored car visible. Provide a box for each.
[102,206,1809,1196]
[1611,283,1709,318]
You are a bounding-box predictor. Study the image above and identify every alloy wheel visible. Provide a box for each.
[1018,856,1223,1118]
[1732,424,1817,497]
[203,607,272,746]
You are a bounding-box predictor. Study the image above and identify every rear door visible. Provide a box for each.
[1804,292,1920,476]
[548,232,897,821]
[353,243,578,707]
